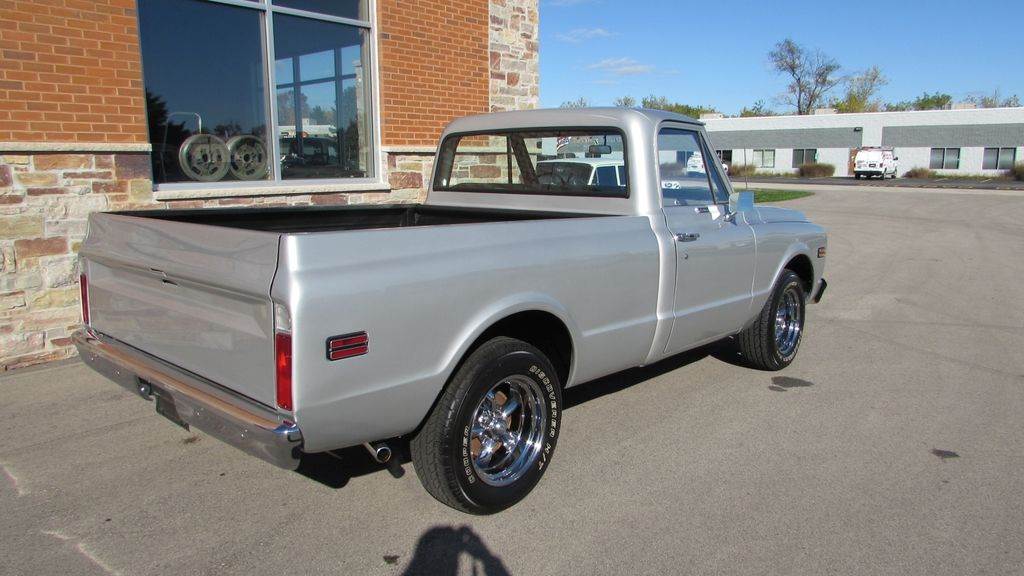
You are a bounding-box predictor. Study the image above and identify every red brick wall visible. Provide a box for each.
[0,0,147,143]
[377,0,490,146]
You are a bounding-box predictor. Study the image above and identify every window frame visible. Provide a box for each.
[145,0,383,193]
[655,125,720,208]
[431,126,632,199]
[753,148,775,168]
[793,148,817,166]
[929,147,961,170]
[983,147,1017,170]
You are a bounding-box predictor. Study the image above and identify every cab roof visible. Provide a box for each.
[443,107,704,135]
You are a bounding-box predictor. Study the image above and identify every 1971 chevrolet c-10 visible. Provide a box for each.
[74,108,827,513]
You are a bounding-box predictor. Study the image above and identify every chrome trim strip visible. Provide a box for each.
[73,328,303,469]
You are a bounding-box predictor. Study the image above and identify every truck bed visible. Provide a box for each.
[112,204,596,234]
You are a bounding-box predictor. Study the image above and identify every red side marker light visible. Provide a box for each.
[327,332,368,361]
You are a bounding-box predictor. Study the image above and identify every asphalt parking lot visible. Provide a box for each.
[3,185,1023,576]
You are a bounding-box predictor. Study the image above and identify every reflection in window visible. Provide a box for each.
[434,130,628,197]
[137,0,374,187]
[274,14,372,180]
[982,147,1016,170]
[753,149,775,168]
[793,148,817,166]
[929,148,960,170]
[139,0,270,183]
[272,0,366,20]
[657,129,715,206]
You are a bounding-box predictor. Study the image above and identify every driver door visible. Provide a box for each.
[659,126,756,355]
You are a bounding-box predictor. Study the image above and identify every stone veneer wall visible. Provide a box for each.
[0,0,538,371]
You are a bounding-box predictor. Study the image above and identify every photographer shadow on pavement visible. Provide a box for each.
[399,525,511,576]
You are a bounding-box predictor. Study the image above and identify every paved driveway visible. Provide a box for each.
[3,187,1023,576]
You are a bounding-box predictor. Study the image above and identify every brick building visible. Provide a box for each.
[0,0,539,370]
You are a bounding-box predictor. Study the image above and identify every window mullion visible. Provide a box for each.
[265,8,282,182]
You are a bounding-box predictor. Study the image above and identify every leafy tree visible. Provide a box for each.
[832,66,888,113]
[613,95,637,108]
[738,100,777,117]
[769,38,842,115]
[640,95,717,118]
[885,92,952,111]
[559,97,590,109]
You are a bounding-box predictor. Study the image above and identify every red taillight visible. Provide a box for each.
[275,331,293,411]
[79,273,90,324]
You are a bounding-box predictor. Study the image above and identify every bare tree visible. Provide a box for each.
[833,66,888,113]
[613,95,636,108]
[559,97,590,109]
[769,38,842,115]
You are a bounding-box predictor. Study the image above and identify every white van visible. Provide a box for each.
[854,147,898,179]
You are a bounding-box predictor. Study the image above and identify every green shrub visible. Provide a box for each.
[903,167,935,179]
[729,164,756,178]
[1012,163,1024,181]
[797,163,835,178]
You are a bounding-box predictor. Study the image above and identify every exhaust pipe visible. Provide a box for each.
[363,441,392,464]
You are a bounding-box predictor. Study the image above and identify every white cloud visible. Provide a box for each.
[556,27,615,43]
[587,57,655,76]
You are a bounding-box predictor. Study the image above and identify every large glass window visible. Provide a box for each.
[657,128,715,207]
[753,149,775,168]
[929,148,960,170]
[275,14,372,180]
[434,130,628,198]
[983,147,1016,170]
[138,0,374,187]
[793,148,817,166]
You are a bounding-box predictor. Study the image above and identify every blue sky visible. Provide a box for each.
[539,0,1024,114]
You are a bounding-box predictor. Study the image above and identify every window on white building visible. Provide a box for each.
[792,148,817,166]
[753,149,775,168]
[982,147,1016,170]
[138,0,375,187]
[929,148,960,170]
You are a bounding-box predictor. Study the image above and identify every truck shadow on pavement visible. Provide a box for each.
[297,341,744,489]
[397,525,511,576]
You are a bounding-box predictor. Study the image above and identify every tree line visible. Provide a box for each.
[561,38,1019,117]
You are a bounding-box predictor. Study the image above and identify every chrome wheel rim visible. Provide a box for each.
[774,285,803,357]
[469,375,547,487]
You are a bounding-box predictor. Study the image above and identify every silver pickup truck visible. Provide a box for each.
[75,108,827,513]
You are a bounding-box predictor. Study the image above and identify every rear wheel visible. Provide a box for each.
[411,337,562,513]
[737,270,806,370]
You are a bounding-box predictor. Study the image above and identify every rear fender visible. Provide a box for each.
[438,293,582,388]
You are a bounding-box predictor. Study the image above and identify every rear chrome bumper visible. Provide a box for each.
[73,327,302,470]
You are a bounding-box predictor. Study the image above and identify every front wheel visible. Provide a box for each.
[411,337,562,513]
[736,270,806,370]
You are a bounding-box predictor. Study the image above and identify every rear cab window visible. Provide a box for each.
[433,129,629,198]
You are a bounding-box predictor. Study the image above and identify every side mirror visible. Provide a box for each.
[729,191,754,213]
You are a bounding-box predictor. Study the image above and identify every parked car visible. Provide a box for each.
[854,147,898,179]
[535,157,626,188]
[75,108,828,513]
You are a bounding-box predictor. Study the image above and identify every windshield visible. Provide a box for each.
[433,129,628,197]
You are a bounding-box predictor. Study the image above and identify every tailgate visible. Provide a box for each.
[80,213,281,407]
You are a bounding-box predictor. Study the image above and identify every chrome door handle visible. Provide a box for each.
[675,232,700,242]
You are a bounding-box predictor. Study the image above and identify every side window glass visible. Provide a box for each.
[702,140,730,203]
[657,128,714,206]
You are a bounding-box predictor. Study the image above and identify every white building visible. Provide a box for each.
[702,107,1024,177]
